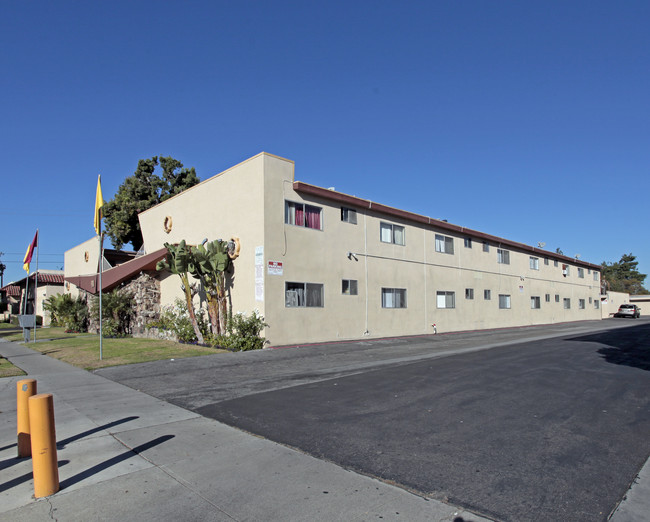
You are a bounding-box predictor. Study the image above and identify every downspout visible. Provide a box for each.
[364,205,369,335]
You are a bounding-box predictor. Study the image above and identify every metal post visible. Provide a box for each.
[98,232,103,360]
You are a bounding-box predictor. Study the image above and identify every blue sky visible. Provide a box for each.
[1,1,649,287]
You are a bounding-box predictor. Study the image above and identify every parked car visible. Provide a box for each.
[614,304,641,318]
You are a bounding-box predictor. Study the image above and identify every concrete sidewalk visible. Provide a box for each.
[0,338,488,522]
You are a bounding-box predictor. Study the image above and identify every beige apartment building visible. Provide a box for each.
[132,152,602,346]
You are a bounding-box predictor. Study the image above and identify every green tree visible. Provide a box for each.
[601,253,648,295]
[157,240,205,344]
[104,156,200,250]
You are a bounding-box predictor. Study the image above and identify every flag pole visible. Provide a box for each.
[33,229,39,343]
[23,268,30,316]
[98,231,103,360]
[95,174,104,361]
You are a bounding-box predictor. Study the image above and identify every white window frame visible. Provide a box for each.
[435,234,455,255]
[341,207,357,224]
[436,291,455,309]
[579,299,585,309]
[530,257,539,270]
[564,298,571,309]
[484,289,491,300]
[499,294,511,309]
[285,282,324,307]
[285,201,323,230]
[380,222,405,246]
[497,248,510,265]
[531,296,541,309]
[464,237,472,248]
[465,288,474,300]
[578,268,585,279]
[382,288,407,308]
[342,279,358,295]
[483,242,490,252]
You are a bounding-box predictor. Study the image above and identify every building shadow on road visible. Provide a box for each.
[568,323,650,371]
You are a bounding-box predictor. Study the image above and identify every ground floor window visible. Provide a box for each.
[437,291,455,309]
[531,296,541,309]
[484,289,491,300]
[594,301,600,309]
[579,299,585,309]
[499,294,511,309]
[465,288,474,299]
[382,288,407,308]
[564,298,571,309]
[342,279,358,295]
[285,282,324,307]
[545,294,551,302]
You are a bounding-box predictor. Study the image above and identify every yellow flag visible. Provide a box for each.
[94,175,104,235]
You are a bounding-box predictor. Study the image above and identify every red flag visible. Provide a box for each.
[23,230,38,273]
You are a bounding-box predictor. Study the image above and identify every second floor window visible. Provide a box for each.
[497,249,510,264]
[435,234,454,254]
[380,222,405,245]
[285,201,322,230]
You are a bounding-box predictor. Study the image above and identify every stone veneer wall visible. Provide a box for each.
[123,272,161,335]
[87,272,161,335]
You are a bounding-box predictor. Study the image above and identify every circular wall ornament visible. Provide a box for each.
[163,216,173,234]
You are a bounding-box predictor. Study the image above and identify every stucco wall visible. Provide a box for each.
[137,152,603,347]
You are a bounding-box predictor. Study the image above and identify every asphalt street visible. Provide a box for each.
[98,319,650,522]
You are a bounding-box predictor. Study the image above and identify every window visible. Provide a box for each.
[579,299,585,309]
[465,288,474,300]
[563,298,571,309]
[589,297,593,304]
[544,257,549,266]
[435,234,455,254]
[530,257,539,270]
[594,300,600,309]
[578,268,584,278]
[341,207,357,224]
[562,264,570,276]
[382,288,407,308]
[497,248,510,264]
[342,279,358,295]
[464,237,472,248]
[285,282,324,307]
[499,294,511,309]
[285,201,322,230]
[483,241,490,252]
[380,222,405,245]
[545,294,551,302]
[437,291,455,308]
[554,260,559,267]
[484,289,491,300]
[593,272,599,281]
[555,294,560,303]
[531,296,541,309]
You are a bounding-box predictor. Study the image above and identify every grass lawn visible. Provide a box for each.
[0,326,227,371]
[0,356,26,378]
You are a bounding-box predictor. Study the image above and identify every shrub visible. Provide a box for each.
[148,298,209,344]
[90,289,133,337]
[43,294,88,332]
[208,310,268,351]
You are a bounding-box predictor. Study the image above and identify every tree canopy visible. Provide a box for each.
[601,253,648,295]
[104,156,200,250]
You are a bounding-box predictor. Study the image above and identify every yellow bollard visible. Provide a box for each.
[17,378,37,458]
[28,393,59,498]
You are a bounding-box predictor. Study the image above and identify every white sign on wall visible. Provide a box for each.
[268,261,283,275]
[255,246,264,302]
